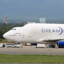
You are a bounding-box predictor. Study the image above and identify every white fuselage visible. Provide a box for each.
[3,23,64,43]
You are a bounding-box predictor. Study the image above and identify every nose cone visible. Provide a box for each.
[3,33,8,39]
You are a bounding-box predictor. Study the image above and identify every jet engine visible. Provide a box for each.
[57,41,64,48]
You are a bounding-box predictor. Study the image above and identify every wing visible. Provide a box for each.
[36,38,64,44]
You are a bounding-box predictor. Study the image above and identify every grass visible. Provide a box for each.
[0,54,64,63]
[0,39,13,43]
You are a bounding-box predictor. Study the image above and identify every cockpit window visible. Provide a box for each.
[12,28,16,30]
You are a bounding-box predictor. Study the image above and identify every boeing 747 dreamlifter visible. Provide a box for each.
[3,23,64,48]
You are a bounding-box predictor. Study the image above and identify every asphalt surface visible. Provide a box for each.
[0,63,64,64]
[0,46,64,55]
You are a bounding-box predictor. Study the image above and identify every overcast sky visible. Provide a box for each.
[0,0,64,19]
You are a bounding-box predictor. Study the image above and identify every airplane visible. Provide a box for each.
[3,23,64,48]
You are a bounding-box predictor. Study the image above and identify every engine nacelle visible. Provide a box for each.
[57,41,64,48]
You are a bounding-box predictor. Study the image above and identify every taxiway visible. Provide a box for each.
[0,47,64,55]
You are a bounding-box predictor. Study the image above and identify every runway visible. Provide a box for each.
[0,63,63,64]
[0,46,64,55]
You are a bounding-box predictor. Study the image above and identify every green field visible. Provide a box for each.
[0,54,64,63]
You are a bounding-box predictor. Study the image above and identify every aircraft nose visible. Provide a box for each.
[3,33,8,39]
